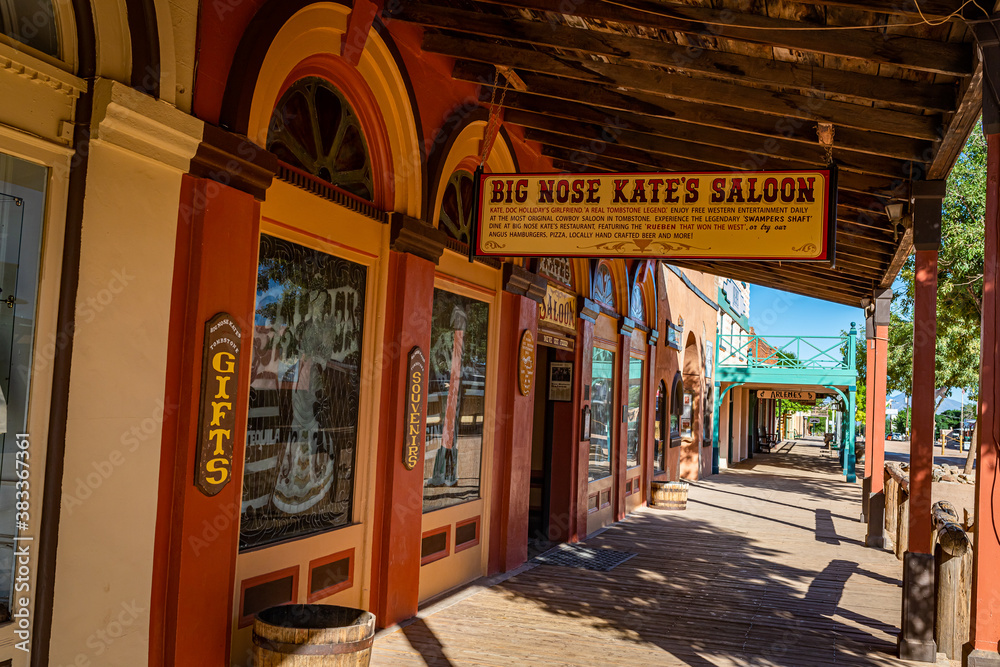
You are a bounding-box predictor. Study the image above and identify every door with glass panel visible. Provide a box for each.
[0,153,45,623]
[624,354,644,513]
[419,286,492,602]
[586,345,616,535]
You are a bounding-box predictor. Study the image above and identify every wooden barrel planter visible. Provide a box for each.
[253,604,376,666]
[651,481,688,510]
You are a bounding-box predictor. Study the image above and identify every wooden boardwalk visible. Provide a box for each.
[373,439,919,666]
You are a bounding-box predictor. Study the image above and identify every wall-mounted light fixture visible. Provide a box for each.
[885,201,907,242]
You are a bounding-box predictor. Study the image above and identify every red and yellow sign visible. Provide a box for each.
[518,330,535,396]
[538,283,577,333]
[195,312,242,496]
[404,346,426,470]
[476,170,834,260]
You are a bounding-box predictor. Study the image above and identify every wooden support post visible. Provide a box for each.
[933,501,973,661]
[868,288,892,547]
[900,179,945,663]
[967,27,1000,664]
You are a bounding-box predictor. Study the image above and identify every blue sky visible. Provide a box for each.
[747,283,864,338]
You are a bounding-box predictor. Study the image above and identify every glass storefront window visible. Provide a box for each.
[240,234,367,550]
[626,357,643,468]
[423,289,490,513]
[588,347,615,481]
[0,153,45,618]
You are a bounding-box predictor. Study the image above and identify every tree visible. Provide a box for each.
[887,118,985,409]
[935,409,962,432]
[893,409,910,435]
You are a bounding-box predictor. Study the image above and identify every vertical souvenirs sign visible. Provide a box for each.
[518,330,535,396]
[195,312,242,495]
[404,347,426,470]
[475,170,836,261]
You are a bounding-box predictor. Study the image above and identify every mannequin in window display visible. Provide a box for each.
[428,304,467,488]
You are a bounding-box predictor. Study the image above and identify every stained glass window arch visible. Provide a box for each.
[438,170,475,244]
[630,281,644,324]
[266,77,375,201]
[592,264,614,309]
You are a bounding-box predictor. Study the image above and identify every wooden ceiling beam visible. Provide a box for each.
[506,108,916,180]
[496,90,934,163]
[414,23,956,112]
[670,260,864,306]
[774,0,965,20]
[461,60,941,141]
[532,131,907,197]
[460,0,974,76]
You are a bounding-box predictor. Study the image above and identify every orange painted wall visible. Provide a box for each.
[151,176,260,666]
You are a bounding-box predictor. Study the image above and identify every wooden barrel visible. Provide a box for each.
[253,604,376,666]
[650,481,688,510]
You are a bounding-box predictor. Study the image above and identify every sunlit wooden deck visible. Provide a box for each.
[372,438,920,666]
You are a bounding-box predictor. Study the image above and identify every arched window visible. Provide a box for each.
[654,380,667,472]
[1,1,60,59]
[438,170,475,244]
[267,77,374,201]
[592,264,614,309]
[670,372,683,446]
[629,281,644,323]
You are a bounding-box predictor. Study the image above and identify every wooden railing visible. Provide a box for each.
[933,500,973,661]
[882,462,973,661]
[883,462,909,560]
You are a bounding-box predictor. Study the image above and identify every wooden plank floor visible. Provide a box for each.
[372,439,922,666]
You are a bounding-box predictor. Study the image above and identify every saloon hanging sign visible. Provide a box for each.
[195,312,242,496]
[474,169,835,261]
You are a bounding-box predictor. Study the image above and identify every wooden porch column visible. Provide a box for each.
[489,265,545,574]
[968,29,1000,666]
[370,217,447,629]
[867,288,892,547]
[899,180,945,663]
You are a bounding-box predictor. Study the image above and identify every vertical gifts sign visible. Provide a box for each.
[195,313,242,495]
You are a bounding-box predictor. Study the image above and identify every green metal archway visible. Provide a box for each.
[711,325,859,482]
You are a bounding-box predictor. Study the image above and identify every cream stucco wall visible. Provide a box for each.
[48,80,201,666]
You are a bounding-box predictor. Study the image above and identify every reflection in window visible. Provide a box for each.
[1,1,59,59]
[0,153,46,618]
[267,77,374,201]
[588,347,615,481]
[654,381,666,473]
[626,357,643,468]
[424,289,490,513]
[240,235,367,550]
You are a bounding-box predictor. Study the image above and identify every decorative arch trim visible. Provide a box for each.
[221,1,421,215]
[428,114,517,238]
[124,0,160,98]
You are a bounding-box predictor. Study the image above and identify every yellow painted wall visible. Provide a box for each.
[48,81,201,667]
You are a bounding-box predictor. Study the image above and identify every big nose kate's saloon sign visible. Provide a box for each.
[475,169,835,261]
[195,313,242,496]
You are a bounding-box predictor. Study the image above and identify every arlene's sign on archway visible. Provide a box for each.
[474,169,835,261]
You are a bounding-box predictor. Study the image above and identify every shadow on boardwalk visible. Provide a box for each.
[373,439,911,666]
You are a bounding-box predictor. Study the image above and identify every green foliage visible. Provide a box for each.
[935,408,963,432]
[888,117,985,401]
[892,408,910,434]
